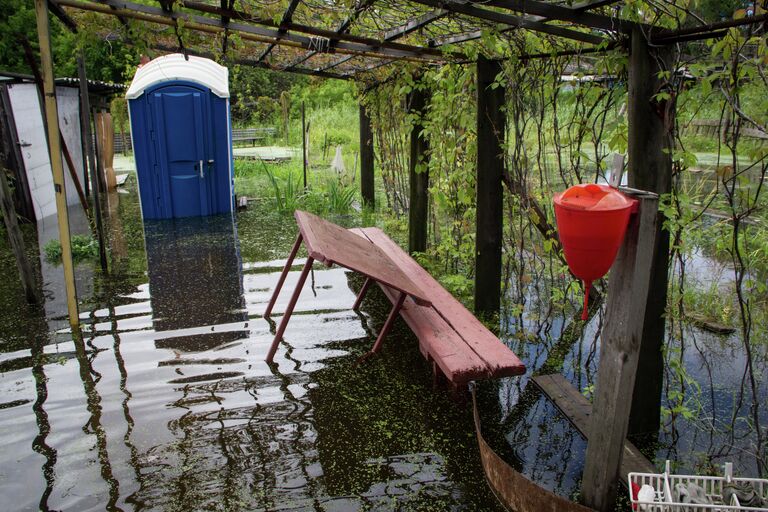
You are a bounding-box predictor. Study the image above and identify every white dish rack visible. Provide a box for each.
[628,461,768,511]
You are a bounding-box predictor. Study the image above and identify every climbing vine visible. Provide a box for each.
[359,11,768,476]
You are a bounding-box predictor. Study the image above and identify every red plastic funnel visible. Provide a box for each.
[553,184,637,320]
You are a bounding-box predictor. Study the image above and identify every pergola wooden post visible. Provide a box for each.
[359,103,375,208]
[626,27,674,439]
[34,0,79,329]
[407,82,429,255]
[474,56,505,316]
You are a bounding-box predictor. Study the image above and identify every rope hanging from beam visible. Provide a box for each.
[307,36,332,53]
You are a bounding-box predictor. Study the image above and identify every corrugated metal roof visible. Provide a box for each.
[0,71,126,94]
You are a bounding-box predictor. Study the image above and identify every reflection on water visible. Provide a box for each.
[144,216,248,352]
[0,184,502,511]
[1,178,765,511]
[483,245,768,502]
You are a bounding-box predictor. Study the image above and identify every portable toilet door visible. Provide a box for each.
[126,54,234,219]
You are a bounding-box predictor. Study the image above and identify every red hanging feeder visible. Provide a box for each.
[553,184,637,320]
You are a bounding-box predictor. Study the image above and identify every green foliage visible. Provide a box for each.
[263,164,301,213]
[43,235,100,264]
[291,79,355,110]
[279,91,291,142]
[323,177,356,215]
[254,96,279,122]
[362,81,409,215]
[0,0,144,83]
[229,65,304,126]
[111,96,129,134]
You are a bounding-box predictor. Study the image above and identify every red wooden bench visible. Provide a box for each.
[264,211,525,388]
[351,227,525,387]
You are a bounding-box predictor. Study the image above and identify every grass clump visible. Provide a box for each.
[43,234,100,264]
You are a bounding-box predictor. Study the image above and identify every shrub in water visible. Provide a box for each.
[44,235,100,264]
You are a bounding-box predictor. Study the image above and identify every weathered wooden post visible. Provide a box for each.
[474,56,505,316]
[0,88,36,222]
[626,27,674,438]
[34,0,79,329]
[99,107,117,190]
[581,189,659,511]
[77,54,108,273]
[0,164,39,304]
[0,44,37,296]
[359,103,375,208]
[408,82,429,255]
[91,105,106,194]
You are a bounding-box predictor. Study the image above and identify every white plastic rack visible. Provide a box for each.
[628,461,768,511]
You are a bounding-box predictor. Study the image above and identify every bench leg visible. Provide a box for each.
[265,256,314,364]
[369,291,406,354]
[352,277,373,311]
[264,234,303,318]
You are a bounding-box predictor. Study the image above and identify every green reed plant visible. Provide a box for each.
[263,162,302,213]
[324,177,355,214]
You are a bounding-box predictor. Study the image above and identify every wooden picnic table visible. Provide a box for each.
[264,210,431,363]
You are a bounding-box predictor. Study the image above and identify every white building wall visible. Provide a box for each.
[7,83,85,221]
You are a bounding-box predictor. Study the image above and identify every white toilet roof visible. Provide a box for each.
[126,54,229,99]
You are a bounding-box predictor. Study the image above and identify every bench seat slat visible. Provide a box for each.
[355,227,526,382]
[297,211,431,305]
[377,284,492,384]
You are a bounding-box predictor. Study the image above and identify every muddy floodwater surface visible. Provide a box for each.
[0,177,766,511]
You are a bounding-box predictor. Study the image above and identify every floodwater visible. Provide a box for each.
[1,176,766,511]
[0,181,501,511]
[483,242,768,502]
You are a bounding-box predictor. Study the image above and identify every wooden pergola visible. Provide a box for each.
[45,0,764,80]
[27,1,767,510]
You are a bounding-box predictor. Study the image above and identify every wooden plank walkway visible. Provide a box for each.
[532,373,656,484]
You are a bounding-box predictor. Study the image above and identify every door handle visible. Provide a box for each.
[199,160,204,178]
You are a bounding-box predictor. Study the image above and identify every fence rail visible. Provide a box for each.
[686,119,767,142]
[232,127,277,146]
[111,127,278,154]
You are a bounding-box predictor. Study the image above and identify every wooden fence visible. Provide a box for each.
[686,119,768,144]
[111,126,278,154]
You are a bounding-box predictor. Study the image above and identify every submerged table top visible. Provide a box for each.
[294,210,431,306]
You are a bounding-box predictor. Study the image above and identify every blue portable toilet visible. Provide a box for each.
[126,54,234,219]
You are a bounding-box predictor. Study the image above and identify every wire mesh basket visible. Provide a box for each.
[628,461,768,511]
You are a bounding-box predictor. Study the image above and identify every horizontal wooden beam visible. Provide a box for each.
[384,8,446,39]
[256,0,302,62]
[410,0,606,45]
[323,8,447,72]
[430,26,514,46]
[518,41,620,60]
[58,0,443,64]
[181,0,445,59]
[650,12,768,44]
[151,43,351,80]
[48,0,78,31]
[480,0,641,33]
[572,0,622,13]
[285,0,377,70]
